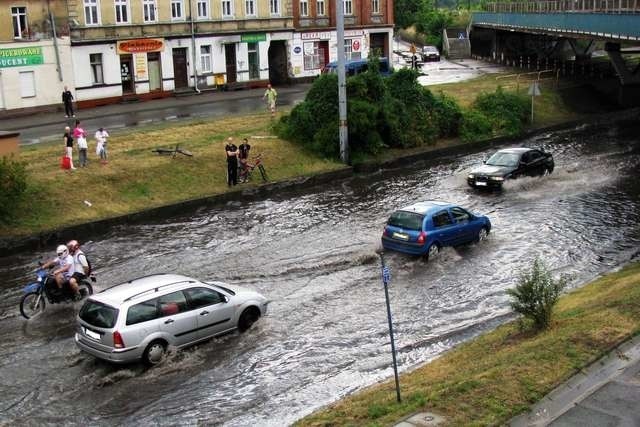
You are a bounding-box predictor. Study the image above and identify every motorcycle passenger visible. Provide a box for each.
[67,240,89,300]
[42,244,75,293]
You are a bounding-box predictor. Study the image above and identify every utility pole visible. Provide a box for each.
[336,0,349,164]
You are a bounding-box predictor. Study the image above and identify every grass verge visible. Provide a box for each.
[3,112,344,237]
[296,261,640,426]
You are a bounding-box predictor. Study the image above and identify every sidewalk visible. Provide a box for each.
[394,335,640,426]
[0,83,311,133]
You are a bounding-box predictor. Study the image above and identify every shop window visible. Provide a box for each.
[200,45,212,73]
[84,0,100,25]
[19,71,35,98]
[90,53,104,85]
[303,42,324,70]
[115,0,129,23]
[11,7,28,39]
[143,0,156,22]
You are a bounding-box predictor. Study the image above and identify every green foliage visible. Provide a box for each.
[432,91,463,137]
[459,109,492,142]
[473,87,530,137]
[0,155,28,223]
[507,258,568,331]
[416,5,454,49]
[394,0,423,29]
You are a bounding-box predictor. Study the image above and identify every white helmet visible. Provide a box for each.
[56,244,69,258]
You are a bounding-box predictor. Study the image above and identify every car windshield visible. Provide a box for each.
[387,211,424,230]
[486,152,520,167]
[79,300,118,328]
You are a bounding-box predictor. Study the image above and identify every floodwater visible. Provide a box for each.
[0,121,639,426]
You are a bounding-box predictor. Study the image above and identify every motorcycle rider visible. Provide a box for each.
[42,244,75,293]
[67,240,89,300]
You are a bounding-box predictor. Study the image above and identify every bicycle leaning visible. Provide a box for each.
[239,154,268,183]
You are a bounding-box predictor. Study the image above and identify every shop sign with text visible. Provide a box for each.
[241,33,266,43]
[117,38,164,54]
[0,46,43,68]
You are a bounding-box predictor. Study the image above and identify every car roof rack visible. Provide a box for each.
[123,280,196,302]
[100,273,171,293]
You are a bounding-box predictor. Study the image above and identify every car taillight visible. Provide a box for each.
[383,226,390,237]
[417,231,427,245]
[113,331,125,348]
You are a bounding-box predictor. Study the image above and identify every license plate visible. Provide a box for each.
[475,181,487,186]
[84,327,101,340]
[392,232,409,241]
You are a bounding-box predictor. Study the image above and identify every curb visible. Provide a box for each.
[1,107,638,256]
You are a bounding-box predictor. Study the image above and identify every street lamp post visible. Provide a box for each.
[336,0,349,164]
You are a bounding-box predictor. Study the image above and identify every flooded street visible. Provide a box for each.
[0,121,639,426]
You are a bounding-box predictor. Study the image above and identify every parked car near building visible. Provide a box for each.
[381,201,491,260]
[322,57,393,76]
[421,45,440,62]
[467,147,555,189]
[75,273,268,366]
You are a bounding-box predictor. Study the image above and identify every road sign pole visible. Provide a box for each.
[379,252,401,403]
[531,94,534,124]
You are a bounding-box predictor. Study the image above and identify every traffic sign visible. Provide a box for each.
[528,82,541,96]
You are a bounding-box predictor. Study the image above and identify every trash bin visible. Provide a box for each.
[214,73,226,90]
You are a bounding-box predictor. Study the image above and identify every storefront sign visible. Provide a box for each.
[0,46,43,68]
[241,33,266,43]
[135,55,147,79]
[344,30,364,37]
[293,46,302,54]
[301,32,331,40]
[117,38,164,54]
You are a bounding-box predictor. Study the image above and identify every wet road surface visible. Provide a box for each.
[0,121,639,425]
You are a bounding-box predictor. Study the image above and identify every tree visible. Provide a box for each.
[394,0,423,29]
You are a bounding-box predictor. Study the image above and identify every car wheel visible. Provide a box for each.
[143,340,167,366]
[424,243,440,262]
[238,307,260,332]
[543,167,552,176]
[477,227,489,242]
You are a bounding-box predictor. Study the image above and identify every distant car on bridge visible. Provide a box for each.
[467,147,554,189]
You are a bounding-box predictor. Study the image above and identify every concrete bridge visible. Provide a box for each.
[470,1,640,104]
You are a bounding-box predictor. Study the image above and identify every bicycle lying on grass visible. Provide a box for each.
[152,144,193,158]
[239,154,268,183]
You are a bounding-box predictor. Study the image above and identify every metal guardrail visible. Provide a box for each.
[484,0,640,13]
[496,69,560,91]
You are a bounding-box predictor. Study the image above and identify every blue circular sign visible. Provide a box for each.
[293,46,302,54]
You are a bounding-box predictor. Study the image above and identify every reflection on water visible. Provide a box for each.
[0,122,639,426]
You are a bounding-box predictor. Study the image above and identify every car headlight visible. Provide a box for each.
[37,276,42,282]
[468,174,475,179]
[489,176,505,181]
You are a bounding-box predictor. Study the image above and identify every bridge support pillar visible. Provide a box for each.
[606,42,640,106]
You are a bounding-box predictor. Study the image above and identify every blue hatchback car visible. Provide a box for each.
[381,201,491,260]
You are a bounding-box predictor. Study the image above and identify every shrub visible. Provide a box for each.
[473,87,530,137]
[459,109,492,142]
[432,91,463,138]
[0,155,28,223]
[507,258,568,331]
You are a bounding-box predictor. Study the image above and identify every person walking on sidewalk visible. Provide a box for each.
[263,84,278,118]
[63,126,76,170]
[62,86,75,118]
[225,137,238,186]
[74,120,88,167]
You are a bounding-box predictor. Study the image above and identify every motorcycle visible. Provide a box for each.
[20,267,95,319]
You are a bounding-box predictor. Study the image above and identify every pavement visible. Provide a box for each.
[394,335,640,426]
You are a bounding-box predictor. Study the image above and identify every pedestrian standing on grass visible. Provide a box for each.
[62,86,75,118]
[74,120,88,167]
[225,137,238,186]
[95,127,109,164]
[263,84,278,118]
[238,137,251,182]
[63,126,76,170]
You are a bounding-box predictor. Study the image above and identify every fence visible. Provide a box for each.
[484,0,640,13]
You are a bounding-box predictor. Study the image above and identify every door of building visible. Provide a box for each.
[120,55,134,94]
[319,41,329,69]
[369,33,388,58]
[148,52,162,91]
[225,44,237,84]
[172,48,189,89]
[268,40,287,85]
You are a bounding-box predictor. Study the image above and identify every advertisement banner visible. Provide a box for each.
[0,46,43,68]
[117,38,164,54]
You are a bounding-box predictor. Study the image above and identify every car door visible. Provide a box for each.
[526,150,545,176]
[450,207,475,244]
[156,291,200,347]
[184,286,236,339]
[430,210,458,247]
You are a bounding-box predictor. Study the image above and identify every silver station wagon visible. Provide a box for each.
[75,274,268,365]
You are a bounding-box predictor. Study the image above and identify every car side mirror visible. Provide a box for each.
[222,295,229,303]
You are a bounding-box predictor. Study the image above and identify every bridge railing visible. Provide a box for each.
[484,0,640,14]
[495,69,560,91]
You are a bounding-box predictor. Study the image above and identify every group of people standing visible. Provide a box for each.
[62,119,109,170]
[225,137,252,186]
